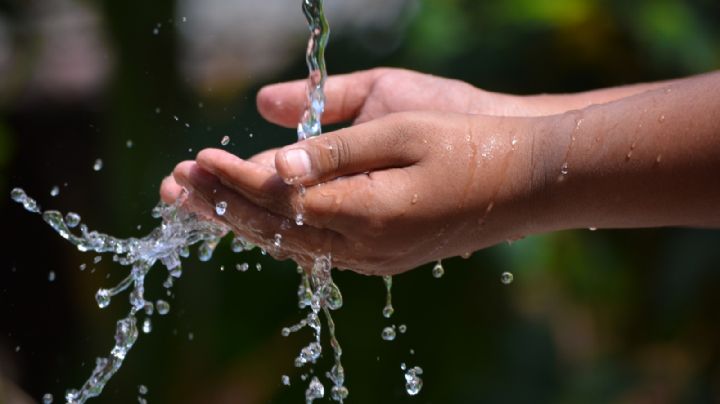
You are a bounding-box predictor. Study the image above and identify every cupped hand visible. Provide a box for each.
[162,112,554,275]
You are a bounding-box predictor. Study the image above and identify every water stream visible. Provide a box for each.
[9,1,423,402]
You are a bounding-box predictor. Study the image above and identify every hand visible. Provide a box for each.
[256,68,525,128]
[162,111,553,275]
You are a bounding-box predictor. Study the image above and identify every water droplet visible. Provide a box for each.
[156,300,170,315]
[305,376,325,403]
[215,201,227,216]
[188,332,194,341]
[256,263,262,271]
[220,135,230,146]
[181,16,187,22]
[295,213,304,226]
[501,271,514,285]
[43,393,53,404]
[331,385,349,401]
[281,327,291,337]
[95,289,111,309]
[11,188,25,202]
[588,227,597,231]
[50,186,60,197]
[400,362,406,371]
[382,305,394,318]
[142,318,152,334]
[65,212,81,228]
[398,324,407,334]
[14,345,20,352]
[235,263,249,272]
[93,256,102,264]
[404,366,423,396]
[381,326,396,341]
[93,159,103,172]
[138,385,148,395]
[411,194,418,204]
[658,114,666,123]
[273,233,283,249]
[281,375,291,386]
[432,261,444,278]
[48,271,56,282]
[79,263,87,271]
[126,140,133,148]
[560,162,569,176]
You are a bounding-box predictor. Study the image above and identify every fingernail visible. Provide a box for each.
[283,148,311,178]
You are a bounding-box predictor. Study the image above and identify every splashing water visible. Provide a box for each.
[11,1,420,401]
[12,189,228,403]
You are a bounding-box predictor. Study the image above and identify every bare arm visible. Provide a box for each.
[530,70,720,232]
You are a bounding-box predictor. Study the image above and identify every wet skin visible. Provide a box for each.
[161,68,720,275]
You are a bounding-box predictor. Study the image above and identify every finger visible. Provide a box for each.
[195,148,297,220]
[160,175,185,204]
[274,113,426,186]
[248,148,279,168]
[195,148,371,230]
[172,161,340,262]
[256,69,382,128]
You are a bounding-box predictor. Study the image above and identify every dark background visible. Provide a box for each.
[2,0,720,403]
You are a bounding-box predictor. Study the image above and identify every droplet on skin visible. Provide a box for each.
[221,135,230,146]
[215,201,227,216]
[560,162,569,176]
[589,227,597,231]
[50,186,60,197]
[93,159,103,172]
[658,114,666,123]
[411,194,418,204]
[656,154,663,164]
[501,271,514,285]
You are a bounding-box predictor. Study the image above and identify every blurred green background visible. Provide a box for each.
[2,0,720,403]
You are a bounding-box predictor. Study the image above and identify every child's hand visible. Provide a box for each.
[256,68,525,126]
[163,111,552,275]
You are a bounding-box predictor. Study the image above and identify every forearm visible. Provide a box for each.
[532,71,720,232]
[488,73,720,117]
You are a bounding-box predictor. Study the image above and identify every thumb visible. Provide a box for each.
[275,115,424,186]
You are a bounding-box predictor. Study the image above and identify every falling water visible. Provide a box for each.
[11,188,228,403]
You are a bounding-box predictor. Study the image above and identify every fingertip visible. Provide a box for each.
[256,83,303,128]
[171,161,197,187]
[275,146,313,185]
[160,176,183,204]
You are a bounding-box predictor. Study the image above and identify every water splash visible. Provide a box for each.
[12,189,228,403]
